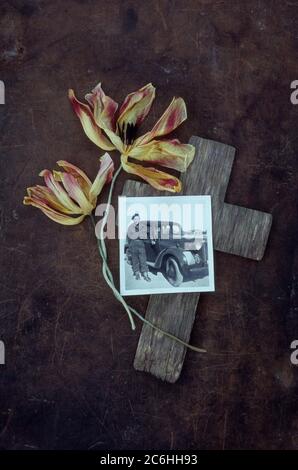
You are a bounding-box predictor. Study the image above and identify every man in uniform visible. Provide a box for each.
[127,213,151,282]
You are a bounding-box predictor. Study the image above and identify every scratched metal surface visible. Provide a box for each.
[0,0,297,450]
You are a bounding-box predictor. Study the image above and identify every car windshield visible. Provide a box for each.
[145,221,183,239]
[160,222,182,239]
[172,223,181,237]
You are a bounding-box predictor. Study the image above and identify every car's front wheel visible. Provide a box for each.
[163,256,183,287]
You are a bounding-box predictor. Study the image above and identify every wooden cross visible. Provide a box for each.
[122,136,272,383]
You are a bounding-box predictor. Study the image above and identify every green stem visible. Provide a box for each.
[91,165,206,354]
[92,165,136,330]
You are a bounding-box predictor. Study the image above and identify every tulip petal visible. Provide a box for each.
[39,169,83,214]
[81,85,124,152]
[85,82,118,131]
[68,89,115,151]
[56,160,92,197]
[117,83,156,130]
[89,152,114,201]
[121,156,182,193]
[59,173,94,214]
[26,185,76,214]
[23,196,85,225]
[56,160,92,185]
[97,126,125,153]
[136,97,187,145]
[128,139,195,172]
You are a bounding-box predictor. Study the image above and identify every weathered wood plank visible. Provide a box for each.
[187,136,235,201]
[214,204,272,260]
[189,136,273,260]
[122,181,199,382]
[122,136,272,382]
[134,293,200,383]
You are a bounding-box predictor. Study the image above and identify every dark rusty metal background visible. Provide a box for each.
[0,0,297,450]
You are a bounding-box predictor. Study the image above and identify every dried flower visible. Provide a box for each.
[69,83,195,192]
[23,153,114,225]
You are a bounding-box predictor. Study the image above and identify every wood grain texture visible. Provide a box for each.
[214,204,272,260]
[122,136,272,382]
[189,136,273,260]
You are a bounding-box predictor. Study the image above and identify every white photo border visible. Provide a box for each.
[118,195,215,296]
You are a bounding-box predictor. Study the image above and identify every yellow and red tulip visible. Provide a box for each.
[23,153,114,225]
[69,83,195,192]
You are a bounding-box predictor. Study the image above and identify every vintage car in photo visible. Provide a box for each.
[125,220,209,287]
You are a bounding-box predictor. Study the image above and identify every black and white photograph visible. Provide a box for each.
[119,196,215,296]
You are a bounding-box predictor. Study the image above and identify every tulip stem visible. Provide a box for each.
[90,165,207,354]
[94,164,136,330]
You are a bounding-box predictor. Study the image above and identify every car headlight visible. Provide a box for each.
[194,253,201,264]
[183,251,196,265]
